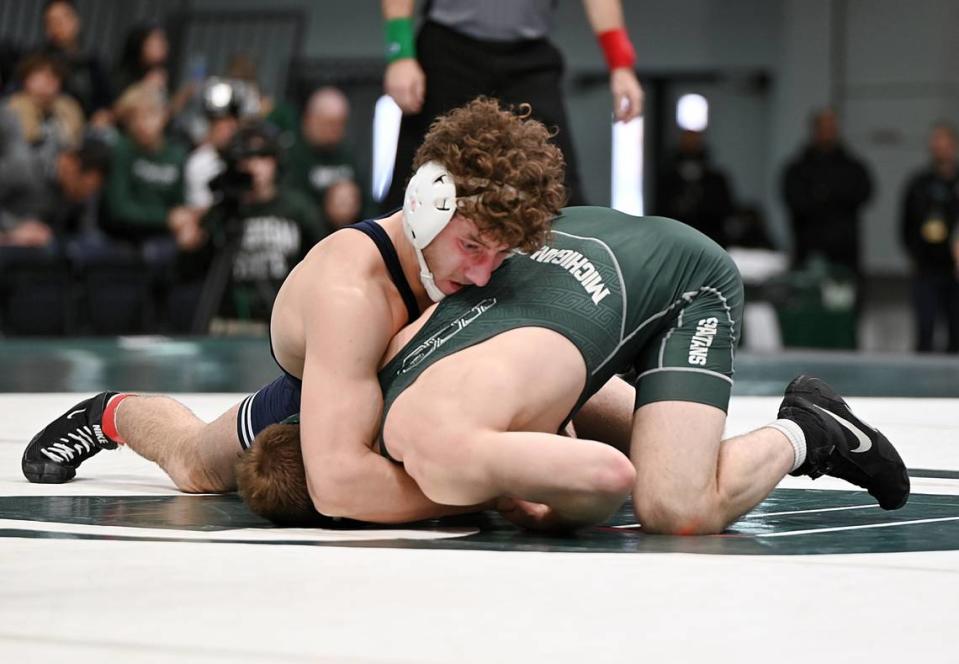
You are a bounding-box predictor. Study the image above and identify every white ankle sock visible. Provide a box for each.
[768,419,806,472]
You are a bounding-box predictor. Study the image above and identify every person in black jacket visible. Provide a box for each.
[782,108,873,272]
[900,122,959,353]
[656,129,735,247]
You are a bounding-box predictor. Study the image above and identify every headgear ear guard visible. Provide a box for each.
[403,161,458,301]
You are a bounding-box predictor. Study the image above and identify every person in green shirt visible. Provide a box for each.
[105,88,188,241]
[282,87,366,225]
[103,83,198,291]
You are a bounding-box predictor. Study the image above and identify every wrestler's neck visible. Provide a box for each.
[379,210,433,308]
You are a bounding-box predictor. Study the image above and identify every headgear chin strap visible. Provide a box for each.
[403,161,457,302]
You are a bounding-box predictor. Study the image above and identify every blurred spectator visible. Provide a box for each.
[184,81,242,211]
[782,107,873,272]
[656,129,735,247]
[3,138,110,248]
[104,87,189,260]
[113,23,193,120]
[323,178,363,230]
[283,87,364,222]
[379,0,643,211]
[0,115,110,336]
[113,22,169,96]
[5,53,84,167]
[40,0,113,127]
[182,124,324,325]
[900,122,959,353]
[777,109,870,350]
[45,138,111,238]
[0,106,44,241]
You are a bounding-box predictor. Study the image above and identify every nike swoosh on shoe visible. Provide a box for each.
[812,404,872,453]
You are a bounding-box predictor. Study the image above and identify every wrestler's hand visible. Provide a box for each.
[385,58,426,114]
[496,497,570,532]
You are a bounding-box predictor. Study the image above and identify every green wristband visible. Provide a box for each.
[385,17,416,63]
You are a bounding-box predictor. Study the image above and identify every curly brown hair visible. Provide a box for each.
[414,97,567,252]
[235,423,331,527]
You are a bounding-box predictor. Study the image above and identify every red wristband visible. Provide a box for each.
[598,28,636,71]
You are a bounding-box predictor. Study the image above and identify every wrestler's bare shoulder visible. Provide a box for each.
[297,229,387,282]
[277,230,394,308]
[271,230,397,374]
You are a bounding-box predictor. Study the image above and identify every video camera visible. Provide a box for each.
[208,122,280,204]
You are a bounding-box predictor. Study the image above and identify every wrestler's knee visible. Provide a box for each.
[171,466,231,494]
[632,489,725,535]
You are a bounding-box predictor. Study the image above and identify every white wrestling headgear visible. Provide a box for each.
[403,161,457,301]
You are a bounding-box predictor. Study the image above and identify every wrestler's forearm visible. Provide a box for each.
[481,431,634,527]
[405,429,634,528]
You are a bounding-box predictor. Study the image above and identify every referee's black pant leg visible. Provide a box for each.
[382,22,494,212]
[496,44,586,206]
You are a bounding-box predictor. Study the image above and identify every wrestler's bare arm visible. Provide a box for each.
[295,256,478,523]
[395,406,636,530]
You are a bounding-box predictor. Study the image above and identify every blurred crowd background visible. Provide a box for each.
[1,0,957,355]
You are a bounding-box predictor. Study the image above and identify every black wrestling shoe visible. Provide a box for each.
[779,375,909,510]
[22,392,119,483]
